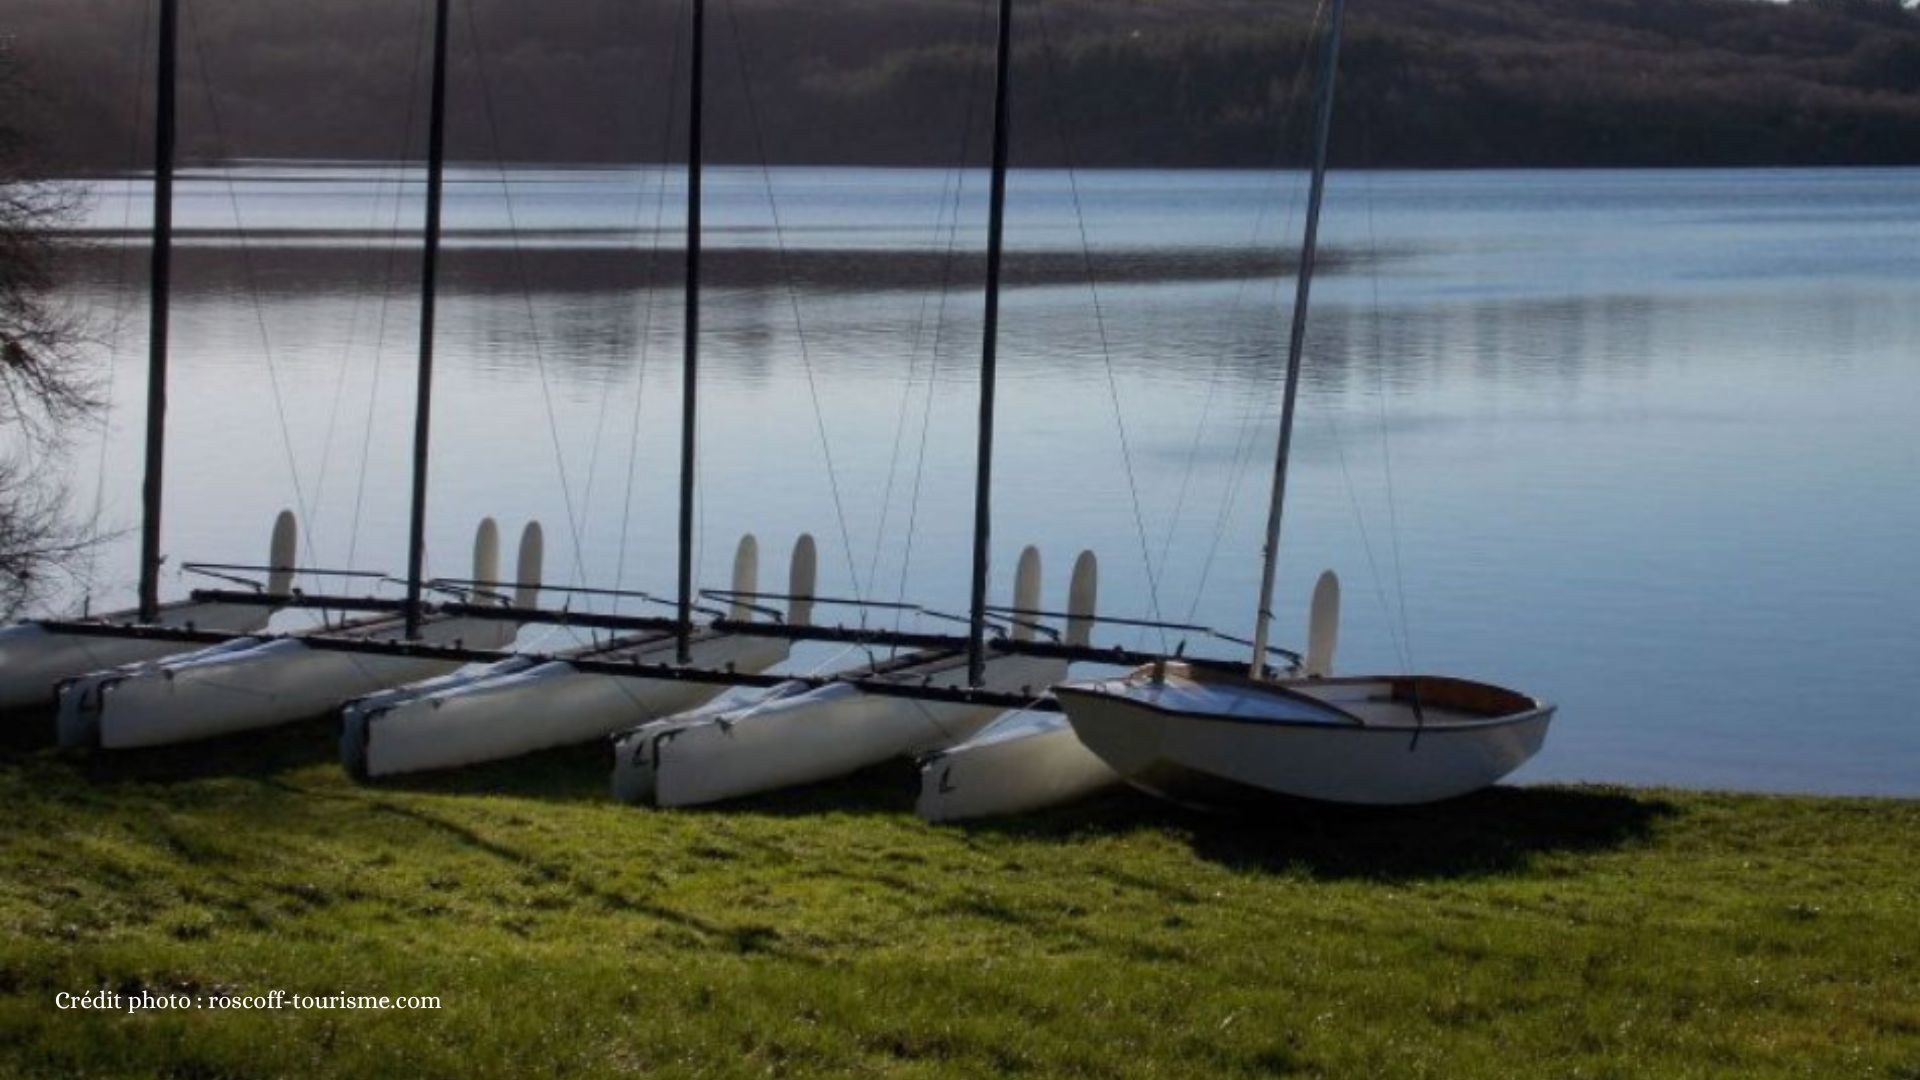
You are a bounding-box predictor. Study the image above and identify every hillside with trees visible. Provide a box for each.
[4,0,1919,171]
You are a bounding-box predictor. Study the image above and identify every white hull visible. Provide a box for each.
[344,632,788,777]
[915,710,1121,822]
[76,615,517,750]
[0,602,272,714]
[1056,670,1554,806]
[614,652,1067,808]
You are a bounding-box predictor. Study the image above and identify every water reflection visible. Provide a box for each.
[40,165,1920,797]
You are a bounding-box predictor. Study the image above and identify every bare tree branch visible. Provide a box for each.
[1,40,104,617]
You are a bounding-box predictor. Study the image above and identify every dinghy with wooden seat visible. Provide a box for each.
[915,565,1334,822]
[341,533,816,778]
[1055,0,1554,806]
[62,519,541,750]
[0,510,297,716]
[612,546,1094,808]
[1055,664,1553,807]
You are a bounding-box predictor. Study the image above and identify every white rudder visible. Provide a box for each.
[472,518,500,590]
[787,534,817,627]
[1067,551,1098,647]
[729,534,759,620]
[513,521,544,609]
[1011,546,1042,641]
[1305,569,1339,677]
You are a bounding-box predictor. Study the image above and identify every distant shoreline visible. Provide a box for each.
[37,160,1920,183]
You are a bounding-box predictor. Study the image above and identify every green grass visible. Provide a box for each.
[0,716,1915,1079]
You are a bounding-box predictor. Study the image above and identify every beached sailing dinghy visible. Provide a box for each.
[1056,665,1553,808]
[612,546,1095,807]
[341,533,815,778]
[915,568,1341,822]
[0,510,297,716]
[59,518,540,750]
[1052,0,1554,806]
[911,550,1111,821]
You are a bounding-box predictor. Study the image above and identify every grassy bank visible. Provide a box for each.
[1,718,1914,1078]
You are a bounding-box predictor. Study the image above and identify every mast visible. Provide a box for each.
[404,0,452,638]
[136,0,178,623]
[675,0,705,664]
[966,0,1015,687]
[1248,0,1346,677]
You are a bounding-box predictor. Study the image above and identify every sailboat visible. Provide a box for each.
[610,0,1346,810]
[45,0,580,752]
[612,545,1096,806]
[585,0,1054,807]
[0,1,300,722]
[916,571,1337,822]
[1052,0,1554,807]
[339,532,813,778]
[58,517,539,749]
[911,550,1123,823]
[0,510,294,715]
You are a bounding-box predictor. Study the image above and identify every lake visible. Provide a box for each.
[38,163,1920,796]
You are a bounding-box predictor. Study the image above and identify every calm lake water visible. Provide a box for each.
[39,164,1920,796]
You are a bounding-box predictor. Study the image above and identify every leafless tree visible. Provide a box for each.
[1,42,100,617]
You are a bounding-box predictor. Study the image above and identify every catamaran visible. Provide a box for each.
[58,518,540,749]
[340,533,814,778]
[608,0,1357,812]
[612,546,1095,807]
[1051,0,1555,807]
[40,0,573,752]
[0,510,294,716]
[0,0,305,724]
[916,571,1342,822]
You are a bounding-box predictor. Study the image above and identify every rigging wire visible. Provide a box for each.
[1033,1,1169,651]
[863,157,972,605]
[460,0,596,599]
[181,0,324,588]
[309,0,431,559]
[80,0,158,607]
[1361,148,1414,670]
[612,0,688,612]
[1144,2,1330,600]
[1172,0,1335,626]
[719,0,867,604]
[892,0,998,643]
[1315,388,1409,671]
[1179,315,1288,625]
[346,0,434,574]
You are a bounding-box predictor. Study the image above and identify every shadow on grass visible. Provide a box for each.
[971,783,1680,882]
[653,756,1677,881]
[692,759,928,817]
[63,715,343,787]
[11,700,1676,886]
[356,740,615,805]
[0,705,61,753]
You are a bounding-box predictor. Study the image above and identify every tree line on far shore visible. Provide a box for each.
[7,0,1920,173]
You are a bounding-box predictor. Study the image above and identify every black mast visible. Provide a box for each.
[137,0,178,623]
[675,0,705,663]
[966,0,1015,686]
[404,0,453,638]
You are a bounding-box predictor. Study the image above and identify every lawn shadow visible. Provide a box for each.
[666,758,926,818]
[0,705,58,752]
[963,784,1679,882]
[65,715,342,787]
[357,740,616,805]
